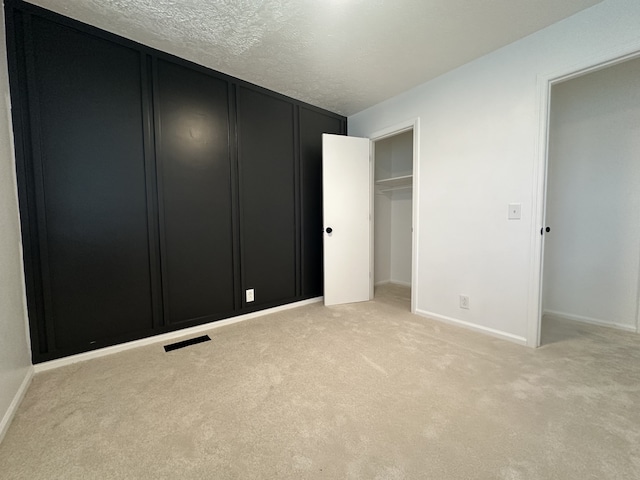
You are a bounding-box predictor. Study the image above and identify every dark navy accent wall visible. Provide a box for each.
[4,0,346,362]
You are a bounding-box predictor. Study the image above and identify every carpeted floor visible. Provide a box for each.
[1,284,639,479]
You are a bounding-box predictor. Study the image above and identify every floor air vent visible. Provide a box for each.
[164,335,211,352]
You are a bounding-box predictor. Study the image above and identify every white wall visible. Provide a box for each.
[374,193,391,285]
[390,189,412,286]
[0,7,33,442]
[349,0,640,343]
[543,58,640,331]
[389,130,413,179]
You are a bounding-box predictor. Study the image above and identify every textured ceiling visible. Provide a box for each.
[27,0,602,116]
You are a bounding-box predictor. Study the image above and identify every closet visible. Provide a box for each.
[374,130,413,294]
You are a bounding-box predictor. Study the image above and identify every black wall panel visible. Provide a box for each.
[237,87,296,307]
[299,108,345,297]
[5,0,346,362]
[27,16,154,350]
[154,59,235,324]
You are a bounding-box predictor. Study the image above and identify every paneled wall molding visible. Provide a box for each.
[4,0,346,362]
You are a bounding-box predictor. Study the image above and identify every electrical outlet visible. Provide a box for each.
[459,295,470,309]
[246,289,255,303]
[508,203,522,220]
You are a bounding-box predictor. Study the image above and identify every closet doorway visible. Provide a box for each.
[540,56,640,344]
[372,125,417,312]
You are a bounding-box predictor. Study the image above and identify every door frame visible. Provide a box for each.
[369,118,420,314]
[529,47,640,347]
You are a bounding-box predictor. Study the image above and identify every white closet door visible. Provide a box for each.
[322,134,371,306]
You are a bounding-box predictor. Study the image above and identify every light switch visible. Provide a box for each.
[508,203,521,220]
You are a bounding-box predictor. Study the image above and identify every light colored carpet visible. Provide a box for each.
[1,285,639,479]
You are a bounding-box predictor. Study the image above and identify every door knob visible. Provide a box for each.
[546,226,551,233]
[326,227,333,234]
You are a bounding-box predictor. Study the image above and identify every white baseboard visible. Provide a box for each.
[35,297,323,373]
[415,309,528,346]
[543,309,636,333]
[0,366,34,445]
[375,280,411,287]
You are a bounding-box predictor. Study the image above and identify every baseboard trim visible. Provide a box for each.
[34,297,323,373]
[543,309,636,333]
[0,366,34,445]
[415,309,528,346]
[375,280,411,287]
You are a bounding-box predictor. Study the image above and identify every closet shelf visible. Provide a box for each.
[375,174,412,193]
